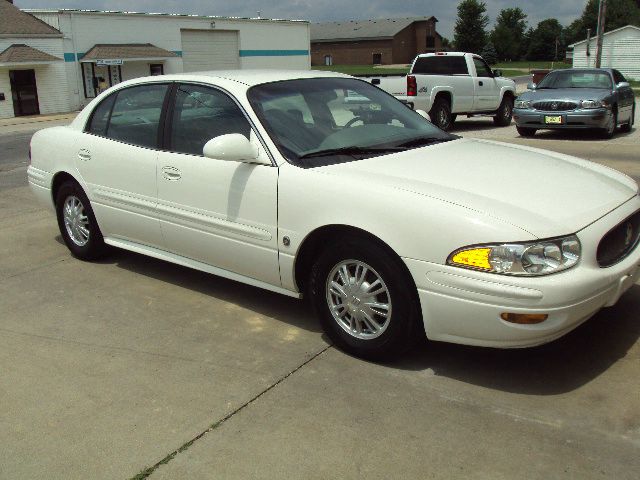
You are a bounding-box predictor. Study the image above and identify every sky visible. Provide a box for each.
[14,0,589,39]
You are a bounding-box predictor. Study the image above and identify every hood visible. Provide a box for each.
[317,138,637,238]
[520,88,611,102]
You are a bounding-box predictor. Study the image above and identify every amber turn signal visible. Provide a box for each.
[500,313,548,324]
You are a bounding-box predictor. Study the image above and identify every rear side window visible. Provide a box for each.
[106,84,168,148]
[169,84,251,156]
[87,95,116,136]
[412,56,468,75]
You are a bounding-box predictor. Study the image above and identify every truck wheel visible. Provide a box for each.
[516,126,536,137]
[429,98,453,131]
[493,96,514,127]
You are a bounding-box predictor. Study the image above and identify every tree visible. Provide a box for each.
[527,19,564,61]
[490,8,528,61]
[441,37,453,51]
[453,0,489,54]
[480,42,498,64]
[564,0,640,45]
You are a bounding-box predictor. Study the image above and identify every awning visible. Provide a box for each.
[0,44,62,66]
[80,43,178,63]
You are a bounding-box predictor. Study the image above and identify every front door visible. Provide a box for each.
[472,57,500,111]
[9,69,39,116]
[156,83,280,286]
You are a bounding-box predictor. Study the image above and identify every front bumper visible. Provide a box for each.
[513,107,611,130]
[403,195,640,348]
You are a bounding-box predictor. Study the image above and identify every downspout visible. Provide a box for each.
[69,11,83,110]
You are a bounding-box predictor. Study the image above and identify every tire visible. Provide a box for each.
[308,239,422,360]
[600,110,617,139]
[429,97,453,131]
[620,105,634,133]
[493,96,514,127]
[55,180,107,261]
[516,126,536,137]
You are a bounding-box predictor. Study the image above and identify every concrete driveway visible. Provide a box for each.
[1,113,639,479]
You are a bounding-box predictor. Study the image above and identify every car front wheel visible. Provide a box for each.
[308,240,421,360]
[600,111,617,139]
[55,180,107,260]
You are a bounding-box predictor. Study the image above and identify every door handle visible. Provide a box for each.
[479,81,484,86]
[162,166,181,181]
[78,149,91,161]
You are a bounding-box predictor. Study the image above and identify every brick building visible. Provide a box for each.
[311,17,442,66]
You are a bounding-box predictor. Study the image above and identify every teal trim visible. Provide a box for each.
[172,50,183,57]
[239,49,309,57]
[64,52,85,62]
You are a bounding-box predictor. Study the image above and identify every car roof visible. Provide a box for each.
[121,69,353,88]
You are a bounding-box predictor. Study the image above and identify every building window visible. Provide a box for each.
[150,64,164,76]
[372,53,382,65]
[324,55,333,66]
[426,36,436,49]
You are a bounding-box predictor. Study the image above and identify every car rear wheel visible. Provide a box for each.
[308,240,421,360]
[429,98,453,131]
[493,96,514,127]
[516,126,536,137]
[55,180,107,260]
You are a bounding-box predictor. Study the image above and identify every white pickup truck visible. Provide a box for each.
[362,52,516,131]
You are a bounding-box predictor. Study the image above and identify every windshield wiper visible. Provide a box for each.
[298,145,405,159]
[395,136,455,148]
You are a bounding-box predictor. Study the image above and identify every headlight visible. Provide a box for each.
[580,99,607,109]
[447,235,581,276]
[514,100,531,109]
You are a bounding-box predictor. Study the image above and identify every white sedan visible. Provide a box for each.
[28,70,640,360]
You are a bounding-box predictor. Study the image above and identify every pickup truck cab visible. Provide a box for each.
[364,52,516,131]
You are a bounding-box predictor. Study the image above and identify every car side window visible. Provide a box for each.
[106,84,168,148]
[86,94,116,136]
[170,84,251,156]
[473,57,493,78]
[613,70,626,85]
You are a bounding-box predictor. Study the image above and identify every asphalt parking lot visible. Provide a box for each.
[1,112,639,479]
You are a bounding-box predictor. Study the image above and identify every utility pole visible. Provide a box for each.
[595,0,607,68]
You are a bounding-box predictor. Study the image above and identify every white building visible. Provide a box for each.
[570,25,640,80]
[0,1,310,119]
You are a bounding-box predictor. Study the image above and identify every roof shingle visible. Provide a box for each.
[0,1,62,36]
[311,17,437,42]
[81,43,178,61]
[0,44,61,63]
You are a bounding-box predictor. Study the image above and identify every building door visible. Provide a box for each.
[324,55,332,66]
[372,53,382,65]
[180,30,239,72]
[9,69,40,116]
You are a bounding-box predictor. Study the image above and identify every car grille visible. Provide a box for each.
[532,101,578,112]
[597,210,640,267]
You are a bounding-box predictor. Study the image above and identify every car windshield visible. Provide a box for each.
[247,77,455,167]
[537,71,612,90]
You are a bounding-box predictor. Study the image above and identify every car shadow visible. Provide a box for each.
[91,246,322,334]
[518,127,635,142]
[65,240,639,395]
[387,284,640,395]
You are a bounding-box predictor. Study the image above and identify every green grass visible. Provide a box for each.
[312,65,409,76]
[493,60,572,71]
[499,69,527,78]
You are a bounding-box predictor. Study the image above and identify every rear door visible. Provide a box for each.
[471,56,500,111]
[78,83,168,248]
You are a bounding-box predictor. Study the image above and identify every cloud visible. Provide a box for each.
[15,0,588,38]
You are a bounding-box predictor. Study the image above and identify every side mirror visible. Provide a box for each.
[493,69,503,77]
[527,82,537,90]
[415,109,430,121]
[617,81,630,89]
[203,134,268,165]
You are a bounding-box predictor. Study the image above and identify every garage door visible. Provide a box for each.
[181,30,239,72]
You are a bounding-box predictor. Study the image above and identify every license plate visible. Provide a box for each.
[545,115,563,124]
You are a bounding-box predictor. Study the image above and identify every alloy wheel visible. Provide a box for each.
[63,195,90,246]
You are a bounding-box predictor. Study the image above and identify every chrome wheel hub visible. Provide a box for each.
[326,260,391,340]
[63,196,90,247]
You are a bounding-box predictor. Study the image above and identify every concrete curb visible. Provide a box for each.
[0,112,79,128]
